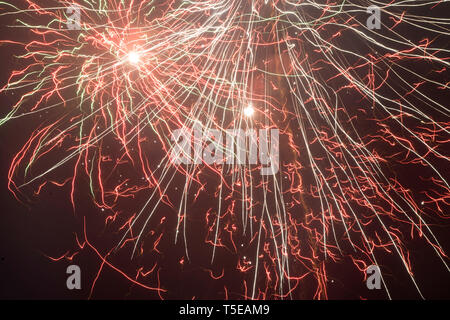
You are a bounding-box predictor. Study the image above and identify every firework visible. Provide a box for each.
[1,0,449,299]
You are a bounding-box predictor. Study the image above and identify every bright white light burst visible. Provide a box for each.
[127,51,141,65]
[244,104,255,117]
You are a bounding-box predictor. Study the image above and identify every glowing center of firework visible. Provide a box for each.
[127,51,141,65]
[244,104,255,117]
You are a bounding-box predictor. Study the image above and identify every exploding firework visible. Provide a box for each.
[1,0,449,299]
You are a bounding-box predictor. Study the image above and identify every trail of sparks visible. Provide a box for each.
[1,0,449,299]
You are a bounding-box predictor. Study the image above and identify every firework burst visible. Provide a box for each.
[1,0,449,299]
